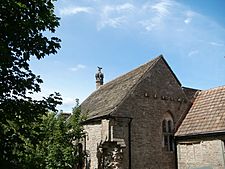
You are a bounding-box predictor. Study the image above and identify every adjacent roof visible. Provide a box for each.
[81,55,179,121]
[176,85,225,137]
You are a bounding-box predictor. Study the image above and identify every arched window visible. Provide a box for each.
[162,112,174,151]
[162,119,167,132]
[168,120,172,133]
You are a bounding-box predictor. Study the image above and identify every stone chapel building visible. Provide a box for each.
[80,55,225,169]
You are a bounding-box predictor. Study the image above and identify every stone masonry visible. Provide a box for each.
[177,140,225,169]
[84,122,102,169]
[81,56,225,169]
[113,58,190,169]
[81,57,191,169]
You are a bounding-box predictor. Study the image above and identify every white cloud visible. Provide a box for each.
[151,0,172,17]
[210,41,224,47]
[116,3,135,12]
[57,0,225,50]
[59,6,93,16]
[58,1,176,31]
[98,16,126,29]
[57,97,77,113]
[139,19,157,31]
[97,3,134,30]
[102,3,135,13]
[139,0,174,31]
[69,64,86,71]
[62,97,76,107]
[188,50,199,57]
[184,10,195,24]
[97,0,174,31]
[184,18,192,24]
[186,10,196,17]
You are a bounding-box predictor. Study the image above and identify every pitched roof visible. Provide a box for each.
[176,85,225,137]
[81,55,177,121]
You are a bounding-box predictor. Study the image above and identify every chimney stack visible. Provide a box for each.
[95,66,104,89]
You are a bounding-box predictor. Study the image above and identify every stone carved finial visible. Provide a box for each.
[95,67,104,89]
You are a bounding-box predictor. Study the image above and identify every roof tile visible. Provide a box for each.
[81,56,163,120]
[176,85,225,136]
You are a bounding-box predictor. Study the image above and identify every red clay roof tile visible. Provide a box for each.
[176,85,225,136]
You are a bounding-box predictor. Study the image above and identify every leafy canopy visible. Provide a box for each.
[0,0,63,168]
[24,106,85,169]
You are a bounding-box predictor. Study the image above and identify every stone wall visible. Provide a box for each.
[110,118,129,169]
[177,140,225,169]
[83,59,191,169]
[84,122,102,169]
[114,59,191,169]
[84,119,127,169]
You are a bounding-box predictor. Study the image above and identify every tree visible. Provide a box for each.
[0,0,62,168]
[22,105,84,169]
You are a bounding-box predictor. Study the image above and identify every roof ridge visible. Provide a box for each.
[84,57,160,100]
[81,55,170,121]
[200,85,225,93]
[110,55,164,116]
[99,55,163,89]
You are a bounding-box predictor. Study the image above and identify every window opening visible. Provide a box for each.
[162,120,167,132]
[162,113,174,151]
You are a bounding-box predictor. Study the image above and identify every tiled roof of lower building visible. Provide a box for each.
[176,85,225,137]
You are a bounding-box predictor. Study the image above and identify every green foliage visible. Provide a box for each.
[0,0,60,60]
[25,107,85,169]
[0,0,63,168]
[1,103,85,169]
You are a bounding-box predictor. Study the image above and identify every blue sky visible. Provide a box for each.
[30,0,225,112]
